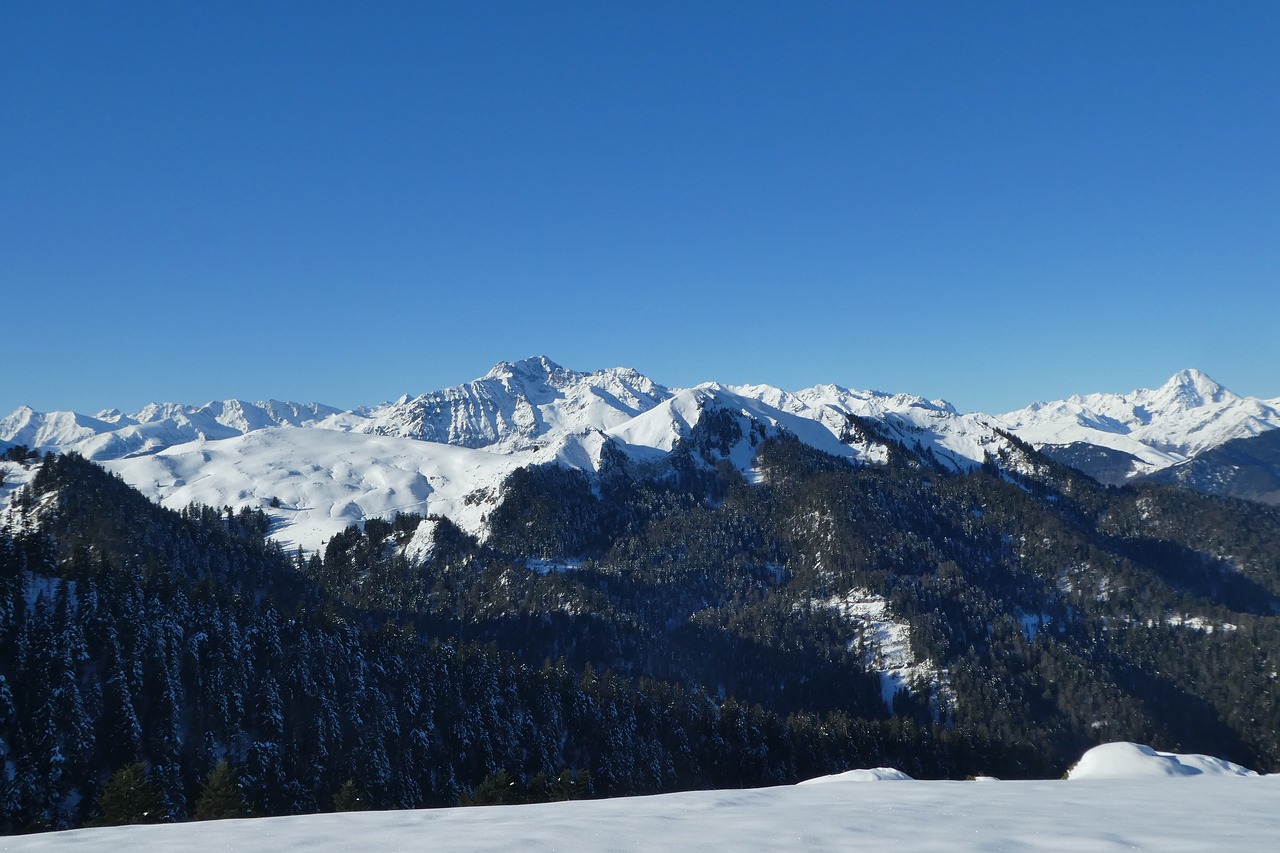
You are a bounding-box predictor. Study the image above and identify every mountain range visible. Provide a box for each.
[5,358,1280,831]
[3,358,1278,550]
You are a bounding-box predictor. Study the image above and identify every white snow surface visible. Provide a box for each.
[8,764,1279,852]
[999,368,1280,476]
[1066,742,1259,780]
[797,767,914,783]
[605,383,862,467]
[102,429,529,552]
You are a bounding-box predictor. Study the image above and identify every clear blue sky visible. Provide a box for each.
[4,1,1278,416]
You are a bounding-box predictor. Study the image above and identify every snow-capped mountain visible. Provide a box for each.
[0,399,348,461]
[2,357,1022,548]
[732,382,1015,472]
[356,356,672,451]
[4,359,1276,548]
[998,369,1280,484]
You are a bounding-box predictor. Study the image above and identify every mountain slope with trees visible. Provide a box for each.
[2,404,1279,833]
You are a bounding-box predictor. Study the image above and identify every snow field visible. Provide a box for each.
[7,768,1277,852]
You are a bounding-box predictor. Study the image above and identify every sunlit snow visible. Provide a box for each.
[1066,742,1258,780]
[103,429,530,552]
[7,745,1277,852]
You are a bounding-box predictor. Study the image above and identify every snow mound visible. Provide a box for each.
[798,767,913,784]
[1066,742,1258,780]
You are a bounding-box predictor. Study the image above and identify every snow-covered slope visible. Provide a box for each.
[103,429,535,552]
[7,747,1275,852]
[734,381,1018,473]
[999,369,1280,482]
[605,383,864,469]
[0,456,39,533]
[824,589,951,715]
[0,406,116,452]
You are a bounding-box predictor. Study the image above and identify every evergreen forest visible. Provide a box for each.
[3,421,1280,833]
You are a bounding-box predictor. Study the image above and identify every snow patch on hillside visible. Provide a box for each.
[1157,614,1239,633]
[401,516,440,562]
[0,458,39,532]
[825,589,953,714]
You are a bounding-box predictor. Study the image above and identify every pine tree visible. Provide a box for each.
[464,768,517,805]
[332,778,368,812]
[92,763,167,826]
[194,759,250,820]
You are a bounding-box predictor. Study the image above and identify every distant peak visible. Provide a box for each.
[485,355,566,381]
[1166,367,1217,387]
[1158,369,1231,406]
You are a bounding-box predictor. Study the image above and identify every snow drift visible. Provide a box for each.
[1065,741,1259,780]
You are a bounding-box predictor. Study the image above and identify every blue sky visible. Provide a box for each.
[4,1,1278,416]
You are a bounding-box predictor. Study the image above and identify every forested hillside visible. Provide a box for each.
[3,426,1279,833]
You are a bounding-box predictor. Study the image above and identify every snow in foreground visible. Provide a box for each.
[8,745,1278,852]
[1067,741,1259,780]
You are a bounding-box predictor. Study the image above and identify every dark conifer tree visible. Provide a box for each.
[92,763,167,826]
[193,759,250,820]
[332,778,368,812]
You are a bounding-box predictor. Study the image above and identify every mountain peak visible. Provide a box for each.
[485,356,566,382]
[1155,369,1232,408]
